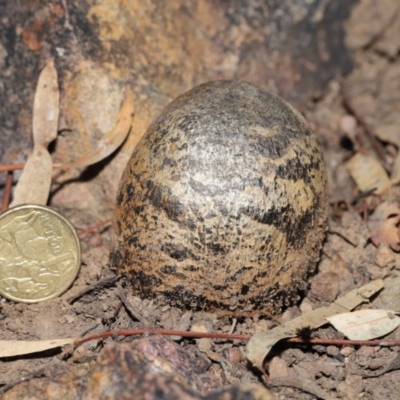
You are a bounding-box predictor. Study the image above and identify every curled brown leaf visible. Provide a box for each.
[368,202,400,251]
[61,86,134,170]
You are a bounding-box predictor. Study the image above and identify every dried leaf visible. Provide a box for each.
[346,153,390,199]
[374,124,400,148]
[327,309,400,340]
[10,145,52,207]
[33,59,60,147]
[66,86,134,169]
[368,202,400,251]
[246,279,384,370]
[11,59,59,207]
[0,338,75,358]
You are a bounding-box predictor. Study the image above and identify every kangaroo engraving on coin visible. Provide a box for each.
[0,204,81,303]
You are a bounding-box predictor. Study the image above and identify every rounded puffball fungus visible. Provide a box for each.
[110,80,328,316]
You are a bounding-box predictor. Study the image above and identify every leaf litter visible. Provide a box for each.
[327,309,400,341]
[10,60,59,207]
[57,86,134,170]
[10,63,134,208]
[246,279,384,370]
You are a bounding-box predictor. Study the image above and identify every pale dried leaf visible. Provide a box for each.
[10,145,52,207]
[374,124,400,147]
[66,86,134,169]
[368,202,400,251]
[0,338,75,358]
[246,279,384,370]
[32,59,60,147]
[327,309,400,340]
[346,153,390,198]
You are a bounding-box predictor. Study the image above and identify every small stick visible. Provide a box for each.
[0,367,46,395]
[67,274,118,304]
[116,284,150,326]
[79,322,101,338]
[56,330,400,360]
[0,163,24,172]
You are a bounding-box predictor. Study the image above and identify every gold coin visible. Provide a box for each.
[0,204,81,303]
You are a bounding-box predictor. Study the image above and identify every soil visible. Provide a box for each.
[1,0,400,399]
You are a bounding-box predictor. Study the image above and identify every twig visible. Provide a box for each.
[0,163,24,172]
[115,284,150,326]
[60,330,400,360]
[79,322,100,337]
[361,352,400,378]
[0,367,46,394]
[70,329,400,351]
[58,328,249,358]
[67,274,118,304]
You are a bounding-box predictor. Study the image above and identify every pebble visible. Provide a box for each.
[269,357,289,379]
[310,272,340,302]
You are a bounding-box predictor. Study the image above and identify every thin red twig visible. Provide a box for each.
[59,327,400,359]
[1,171,13,212]
[0,163,24,172]
[74,329,252,347]
[59,329,252,358]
